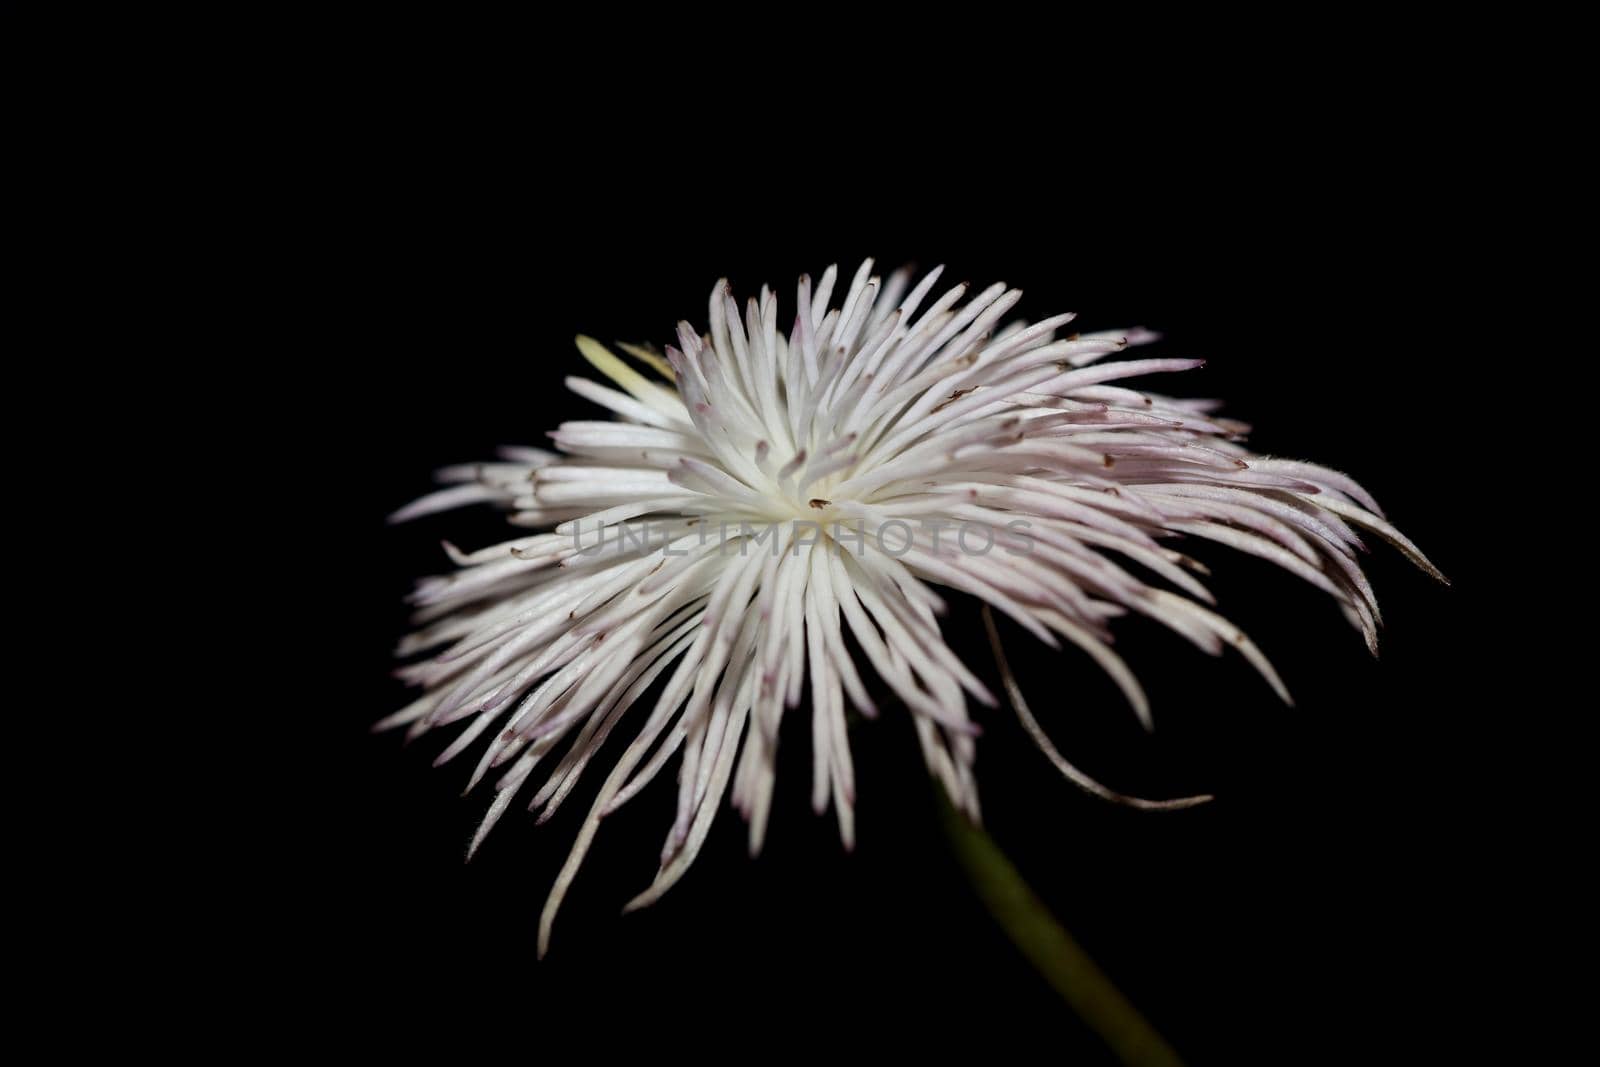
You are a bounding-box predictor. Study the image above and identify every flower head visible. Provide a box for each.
[386,261,1444,954]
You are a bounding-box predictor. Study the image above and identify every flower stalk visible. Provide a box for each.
[938,786,1186,1067]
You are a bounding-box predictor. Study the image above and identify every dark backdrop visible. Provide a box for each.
[259,140,1493,1062]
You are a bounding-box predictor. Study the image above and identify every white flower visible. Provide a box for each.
[385,260,1444,954]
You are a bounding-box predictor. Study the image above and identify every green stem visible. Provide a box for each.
[937,790,1186,1067]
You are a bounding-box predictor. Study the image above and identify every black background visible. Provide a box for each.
[250,114,1506,1063]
